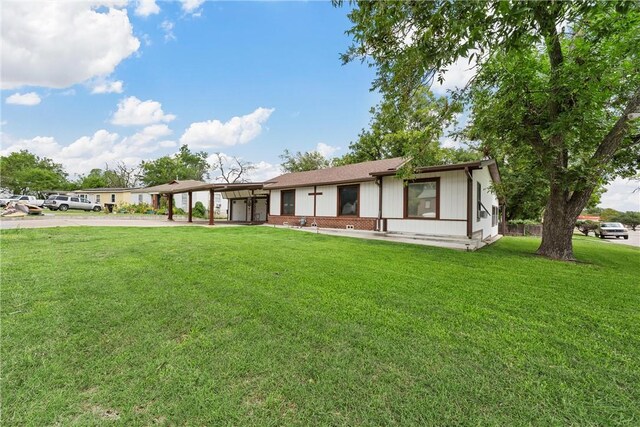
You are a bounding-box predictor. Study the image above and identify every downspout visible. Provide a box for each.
[375,177,383,232]
[465,168,473,239]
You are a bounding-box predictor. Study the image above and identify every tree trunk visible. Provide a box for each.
[536,186,581,261]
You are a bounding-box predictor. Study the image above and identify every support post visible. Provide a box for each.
[209,189,215,225]
[167,194,174,221]
[188,191,193,223]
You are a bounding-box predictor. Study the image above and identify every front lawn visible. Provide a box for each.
[1,227,638,425]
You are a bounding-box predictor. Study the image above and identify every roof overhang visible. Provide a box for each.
[263,177,376,190]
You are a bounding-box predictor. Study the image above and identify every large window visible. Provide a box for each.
[281,190,295,215]
[338,185,359,216]
[405,178,439,219]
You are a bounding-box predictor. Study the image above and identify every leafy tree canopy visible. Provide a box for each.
[280,149,332,173]
[339,0,640,260]
[140,145,209,186]
[0,150,69,197]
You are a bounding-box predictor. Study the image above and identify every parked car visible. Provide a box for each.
[595,222,629,240]
[43,195,102,212]
[0,195,45,207]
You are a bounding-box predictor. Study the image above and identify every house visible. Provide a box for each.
[134,180,226,213]
[264,158,502,241]
[73,188,139,209]
[137,158,503,242]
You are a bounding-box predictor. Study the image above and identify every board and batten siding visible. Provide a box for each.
[294,187,314,216]
[315,185,337,217]
[359,181,379,218]
[269,190,281,216]
[382,170,467,220]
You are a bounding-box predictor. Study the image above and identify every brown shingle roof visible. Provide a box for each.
[263,157,406,189]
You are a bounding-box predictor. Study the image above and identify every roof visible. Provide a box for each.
[75,187,137,193]
[136,180,210,194]
[263,157,406,189]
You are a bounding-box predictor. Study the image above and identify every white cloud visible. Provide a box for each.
[180,107,275,149]
[181,0,205,14]
[135,0,160,17]
[1,127,174,175]
[1,2,140,89]
[160,20,176,41]
[315,143,340,158]
[432,55,477,95]
[6,92,41,106]
[91,79,124,94]
[111,96,176,126]
[601,177,640,212]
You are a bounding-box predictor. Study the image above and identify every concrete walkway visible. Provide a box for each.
[264,224,500,251]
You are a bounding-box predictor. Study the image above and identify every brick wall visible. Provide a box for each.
[268,215,376,231]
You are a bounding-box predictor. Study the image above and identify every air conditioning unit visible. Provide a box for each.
[480,211,489,219]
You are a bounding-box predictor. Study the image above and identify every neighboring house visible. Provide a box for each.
[264,158,502,241]
[72,188,135,208]
[135,180,227,213]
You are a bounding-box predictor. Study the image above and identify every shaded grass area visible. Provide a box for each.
[1,227,639,425]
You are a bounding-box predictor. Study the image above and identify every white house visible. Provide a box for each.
[264,158,502,241]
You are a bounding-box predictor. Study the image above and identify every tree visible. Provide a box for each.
[340,1,640,260]
[614,211,640,231]
[338,86,478,167]
[139,145,209,186]
[576,220,598,236]
[0,150,69,196]
[210,153,256,183]
[77,168,109,189]
[280,149,331,173]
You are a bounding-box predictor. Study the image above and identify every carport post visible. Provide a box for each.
[188,191,193,223]
[167,193,174,221]
[208,189,215,225]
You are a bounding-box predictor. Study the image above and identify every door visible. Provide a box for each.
[231,199,247,221]
[253,198,267,222]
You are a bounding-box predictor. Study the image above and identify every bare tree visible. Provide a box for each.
[210,153,256,183]
[104,161,141,188]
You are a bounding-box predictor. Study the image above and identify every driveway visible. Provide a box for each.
[604,229,640,248]
[0,214,225,230]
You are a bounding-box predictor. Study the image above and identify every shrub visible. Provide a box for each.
[576,220,598,236]
[193,201,207,218]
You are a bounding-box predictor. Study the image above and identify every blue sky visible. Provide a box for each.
[1,1,637,210]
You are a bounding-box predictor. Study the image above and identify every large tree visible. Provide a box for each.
[210,153,256,183]
[139,145,209,186]
[280,149,332,172]
[0,150,69,196]
[340,1,640,260]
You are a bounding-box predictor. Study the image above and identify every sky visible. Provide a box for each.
[0,0,638,211]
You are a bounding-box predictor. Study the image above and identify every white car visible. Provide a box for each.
[595,222,629,240]
[43,195,102,212]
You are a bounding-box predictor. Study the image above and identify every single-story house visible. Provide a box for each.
[135,158,502,241]
[72,188,144,209]
[264,158,502,241]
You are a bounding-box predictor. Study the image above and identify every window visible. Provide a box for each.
[70,197,79,202]
[56,196,68,201]
[181,193,188,206]
[338,185,359,216]
[477,182,482,221]
[281,190,295,215]
[405,179,438,219]
[96,195,101,203]
[138,194,143,203]
[492,206,499,227]
[111,194,116,203]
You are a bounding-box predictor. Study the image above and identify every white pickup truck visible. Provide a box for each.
[0,195,45,207]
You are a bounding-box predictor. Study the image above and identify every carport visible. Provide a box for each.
[140,180,268,225]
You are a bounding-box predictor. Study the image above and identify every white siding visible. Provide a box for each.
[295,187,314,216]
[387,219,467,236]
[359,181,379,218]
[231,199,247,221]
[408,170,467,220]
[172,191,210,210]
[382,176,404,218]
[315,185,337,217]
[473,167,499,239]
[270,190,281,216]
[130,193,152,205]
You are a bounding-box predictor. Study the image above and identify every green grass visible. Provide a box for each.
[1,227,638,426]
